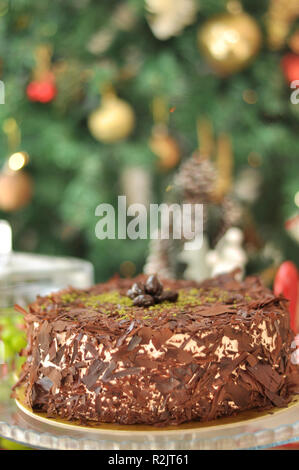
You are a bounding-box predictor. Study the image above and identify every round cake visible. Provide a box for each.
[13,270,299,426]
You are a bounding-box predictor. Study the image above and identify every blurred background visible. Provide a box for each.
[0,0,298,283]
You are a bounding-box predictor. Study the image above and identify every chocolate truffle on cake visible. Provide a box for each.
[13,270,299,425]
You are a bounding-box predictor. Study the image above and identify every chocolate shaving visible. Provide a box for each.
[197,305,238,317]
[52,345,66,365]
[37,321,52,356]
[101,360,117,382]
[47,369,62,390]
[53,320,69,332]
[85,342,98,358]
[127,335,142,351]
[111,367,142,379]
[82,359,106,390]
[36,377,53,392]
[156,378,180,394]
[116,320,135,347]
[71,339,78,364]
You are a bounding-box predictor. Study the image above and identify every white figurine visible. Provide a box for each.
[206,227,247,279]
[179,234,210,281]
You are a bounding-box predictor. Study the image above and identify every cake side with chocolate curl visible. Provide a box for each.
[13,271,299,425]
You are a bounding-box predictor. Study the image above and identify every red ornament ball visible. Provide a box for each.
[274,261,299,332]
[26,78,57,103]
[281,53,299,85]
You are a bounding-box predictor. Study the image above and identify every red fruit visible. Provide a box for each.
[274,261,299,332]
[26,79,57,103]
[281,53,299,85]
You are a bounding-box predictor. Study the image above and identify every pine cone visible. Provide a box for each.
[174,154,217,204]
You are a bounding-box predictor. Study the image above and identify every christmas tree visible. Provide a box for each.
[0,0,298,282]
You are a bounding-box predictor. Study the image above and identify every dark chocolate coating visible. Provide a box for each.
[13,270,299,426]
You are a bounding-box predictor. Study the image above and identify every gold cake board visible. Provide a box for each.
[15,386,299,436]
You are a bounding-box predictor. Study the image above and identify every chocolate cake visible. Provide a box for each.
[13,270,299,426]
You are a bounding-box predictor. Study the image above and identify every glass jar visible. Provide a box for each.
[0,251,94,308]
[0,252,94,369]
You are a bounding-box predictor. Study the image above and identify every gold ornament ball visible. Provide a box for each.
[88,94,135,143]
[149,132,180,170]
[198,12,262,76]
[0,170,33,211]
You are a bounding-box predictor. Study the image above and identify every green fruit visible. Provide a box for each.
[15,356,26,370]
[0,316,12,327]
[1,325,17,342]
[2,342,14,361]
[11,334,26,352]
[0,438,31,450]
[11,314,24,326]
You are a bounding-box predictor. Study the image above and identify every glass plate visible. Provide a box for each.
[1,372,299,450]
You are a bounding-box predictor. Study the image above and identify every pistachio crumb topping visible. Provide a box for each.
[53,283,252,323]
